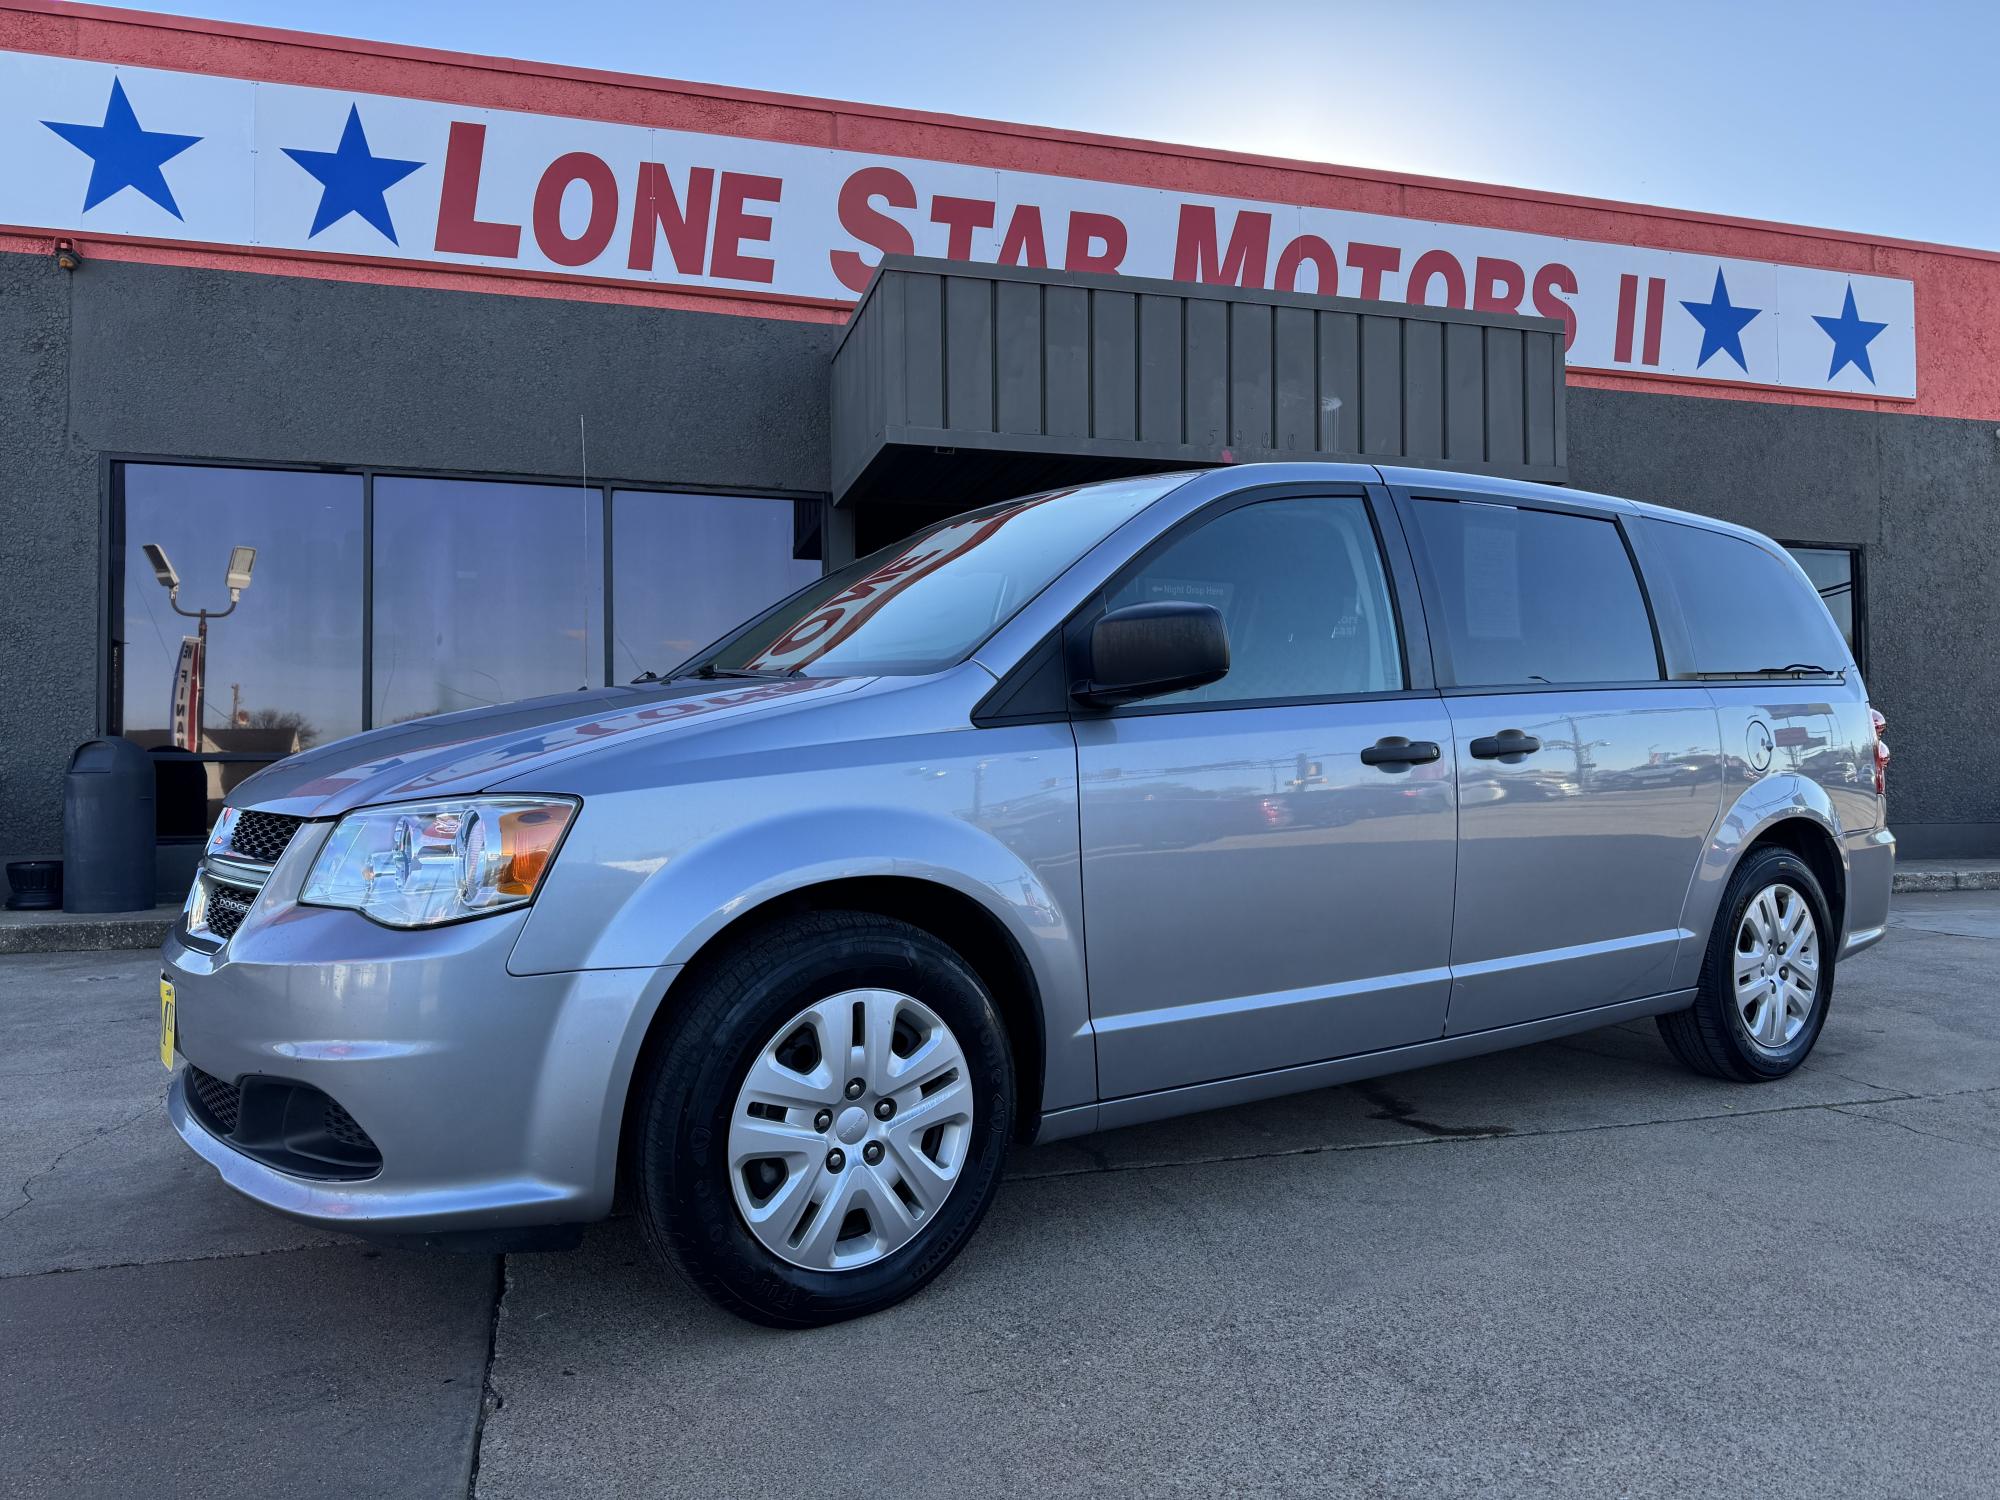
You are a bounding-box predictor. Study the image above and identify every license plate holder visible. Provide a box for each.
[159,976,176,1070]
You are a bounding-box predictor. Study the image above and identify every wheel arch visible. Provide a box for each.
[1742,816,1846,935]
[1679,773,1852,990]
[617,873,1052,1200]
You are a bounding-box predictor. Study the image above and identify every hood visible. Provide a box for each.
[228,675,869,818]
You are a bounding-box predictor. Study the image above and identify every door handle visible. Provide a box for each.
[1469,730,1542,760]
[1360,736,1442,768]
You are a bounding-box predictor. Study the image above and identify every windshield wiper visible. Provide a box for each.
[1697,663,1843,679]
[674,664,792,682]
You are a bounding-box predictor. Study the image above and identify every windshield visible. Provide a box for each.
[679,473,1191,678]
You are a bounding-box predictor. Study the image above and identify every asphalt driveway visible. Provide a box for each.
[5,893,1997,1497]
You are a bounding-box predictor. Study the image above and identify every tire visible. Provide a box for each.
[1657,846,1837,1083]
[632,911,1015,1327]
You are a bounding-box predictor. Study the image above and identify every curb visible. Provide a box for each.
[0,914,175,957]
[1892,867,2000,893]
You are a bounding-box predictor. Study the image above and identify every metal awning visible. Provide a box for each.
[830,256,1568,517]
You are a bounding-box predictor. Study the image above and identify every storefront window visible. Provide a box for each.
[119,465,365,750]
[117,465,365,829]
[610,491,819,682]
[1783,545,1862,668]
[371,478,604,725]
[113,466,824,827]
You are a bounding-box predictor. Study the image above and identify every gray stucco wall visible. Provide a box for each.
[2,249,1994,866]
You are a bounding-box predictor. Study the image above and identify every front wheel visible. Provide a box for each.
[633,912,1015,1327]
[1657,846,1836,1082]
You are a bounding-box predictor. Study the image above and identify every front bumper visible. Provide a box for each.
[164,901,675,1241]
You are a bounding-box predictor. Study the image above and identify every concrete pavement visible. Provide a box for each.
[3,894,1997,1497]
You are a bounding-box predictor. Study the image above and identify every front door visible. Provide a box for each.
[1075,489,1458,1100]
[1396,489,1724,1035]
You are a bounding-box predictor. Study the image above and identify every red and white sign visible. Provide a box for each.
[1,50,1917,399]
[169,634,200,750]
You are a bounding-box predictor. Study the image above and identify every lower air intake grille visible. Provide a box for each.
[323,1098,374,1151]
[181,1069,382,1180]
[188,1066,242,1135]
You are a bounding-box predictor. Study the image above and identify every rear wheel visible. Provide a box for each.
[633,911,1014,1326]
[1657,846,1836,1082]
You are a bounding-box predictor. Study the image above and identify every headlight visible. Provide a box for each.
[300,797,578,928]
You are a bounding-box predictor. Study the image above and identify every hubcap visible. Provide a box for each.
[727,988,975,1272]
[1734,882,1820,1054]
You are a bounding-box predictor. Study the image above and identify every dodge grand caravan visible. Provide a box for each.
[161,464,1893,1325]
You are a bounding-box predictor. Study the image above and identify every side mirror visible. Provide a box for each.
[1071,602,1230,707]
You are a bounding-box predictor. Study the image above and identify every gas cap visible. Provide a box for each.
[1746,719,1775,774]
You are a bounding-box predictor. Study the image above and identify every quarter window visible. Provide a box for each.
[1407,499,1660,687]
[1102,496,1403,706]
[1639,520,1852,676]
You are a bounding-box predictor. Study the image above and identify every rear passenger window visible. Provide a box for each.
[1640,519,1851,676]
[1103,496,1402,706]
[1407,499,1660,687]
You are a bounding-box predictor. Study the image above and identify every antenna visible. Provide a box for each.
[580,413,590,689]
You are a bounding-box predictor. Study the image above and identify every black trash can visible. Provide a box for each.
[63,738,157,913]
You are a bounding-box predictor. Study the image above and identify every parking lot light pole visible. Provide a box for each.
[141,543,256,750]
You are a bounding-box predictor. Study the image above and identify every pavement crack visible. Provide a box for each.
[0,1237,355,1280]
[1820,1068,1902,1095]
[1348,1080,1514,1139]
[1828,1103,2000,1158]
[1006,1090,1950,1183]
[466,1254,510,1500]
[0,1100,155,1225]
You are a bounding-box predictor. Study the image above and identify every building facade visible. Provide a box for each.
[3,0,1997,882]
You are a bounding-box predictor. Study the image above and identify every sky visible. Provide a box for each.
[98,0,2000,250]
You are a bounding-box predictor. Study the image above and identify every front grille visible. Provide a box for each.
[203,882,255,941]
[189,1066,242,1134]
[227,811,303,866]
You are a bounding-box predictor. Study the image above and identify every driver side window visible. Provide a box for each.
[1104,496,1403,707]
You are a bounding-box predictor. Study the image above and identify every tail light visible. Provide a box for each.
[1869,707,1889,797]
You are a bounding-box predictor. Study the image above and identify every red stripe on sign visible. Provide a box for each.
[1614,274,1638,364]
[1642,275,1666,366]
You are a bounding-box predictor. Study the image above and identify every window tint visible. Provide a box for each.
[372,478,603,724]
[1643,521,1851,676]
[611,491,819,683]
[712,474,1183,677]
[1783,545,1861,668]
[1102,496,1402,706]
[1408,499,1659,687]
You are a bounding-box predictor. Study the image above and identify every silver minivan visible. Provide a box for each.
[161,463,1894,1325]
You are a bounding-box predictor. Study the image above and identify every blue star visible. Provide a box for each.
[1679,268,1763,373]
[43,77,203,219]
[282,105,424,243]
[1812,284,1888,384]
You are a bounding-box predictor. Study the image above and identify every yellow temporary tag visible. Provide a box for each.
[158,978,176,1070]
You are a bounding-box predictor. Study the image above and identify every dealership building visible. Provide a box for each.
[3,0,1998,887]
